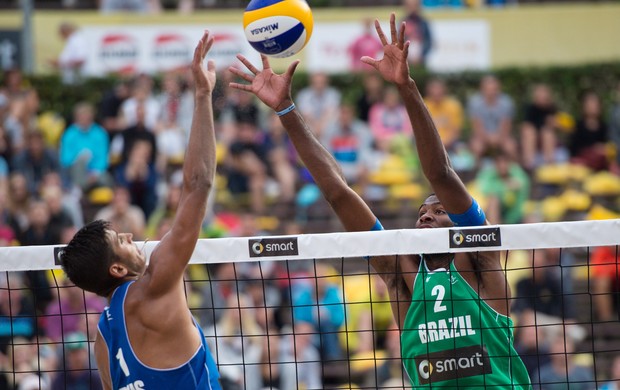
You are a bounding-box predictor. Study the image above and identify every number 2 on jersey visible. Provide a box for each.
[116,348,130,377]
[431,285,447,313]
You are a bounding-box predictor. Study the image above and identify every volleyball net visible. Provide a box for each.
[0,219,619,389]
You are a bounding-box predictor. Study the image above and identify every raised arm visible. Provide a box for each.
[142,31,217,296]
[362,14,473,215]
[229,55,377,232]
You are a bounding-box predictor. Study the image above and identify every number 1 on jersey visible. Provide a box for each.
[116,348,130,377]
[431,285,447,313]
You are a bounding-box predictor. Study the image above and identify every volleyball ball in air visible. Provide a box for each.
[243,0,314,58]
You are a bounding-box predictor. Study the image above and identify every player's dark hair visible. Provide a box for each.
[60,220,122,297]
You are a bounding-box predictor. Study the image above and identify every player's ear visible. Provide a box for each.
[109,263,128,279]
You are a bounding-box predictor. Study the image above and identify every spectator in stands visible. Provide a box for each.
[45,279,106,342]
[110,99,158,170]
[94,186,146,240]
[599,354,620,390]
[520,83,560,171]
[0,68,27,105]
[225,116,268,214]
[51,332,102,390]
[0,186,15,236]
[423,78,463,151]
[278,322,322,390]
[3,88,40,153]
[512,248,576,320]
[12,129,60,194]
[476,151,530,224]
[8,172,32,235]
[514,310,551,380]
[98,79,131,136]
[322,103,372,189]
[368,86,413,150]
[205,294,264,390]
[533,328,594,390]
[570,91,609,171]
[40,173,84,229]
[590,246,619,322]
[218,85,260,145]
[16,201,58,314]
[609,82,620,174]
[0,273,36,354]
[376,323,405,387]
[348,18,384,71]
[263,112,297,205]
[0,126,11,182]
[1,339,50,390]
[341,274,393,358]
[114,139,158,219]
[0,144,8,196]
[119,75,160,131]
[59,102,110,191]
[468,75,517,164]
[402,0,433,67]
[198,262,239,328]
[296,72,341,139]
[49,22,87,85]
[41,184,76,236]
[243,278,281,332]
[145,171,181,238]
[292,263,345,361]
[156,71,194,141]
[247,284,282,389]
[356,72,384,123]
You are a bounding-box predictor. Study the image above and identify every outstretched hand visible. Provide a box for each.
[192,30,216,94]
[361,13,411,87]
[229,54,300,111]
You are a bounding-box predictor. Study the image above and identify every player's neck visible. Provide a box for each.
[423,253,454,271]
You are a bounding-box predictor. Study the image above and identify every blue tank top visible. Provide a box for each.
[98,281,221,390]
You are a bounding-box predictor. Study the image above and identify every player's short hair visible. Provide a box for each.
[60,220,122,297]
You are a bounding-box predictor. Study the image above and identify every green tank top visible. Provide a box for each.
[401,259,532,389]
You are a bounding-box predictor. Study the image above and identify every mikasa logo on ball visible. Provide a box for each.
[249,237,299,257]
[250,23,280,36]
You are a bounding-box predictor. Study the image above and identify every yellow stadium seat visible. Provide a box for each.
[583,171,620,196]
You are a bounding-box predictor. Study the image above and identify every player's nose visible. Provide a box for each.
[420,211,433,222]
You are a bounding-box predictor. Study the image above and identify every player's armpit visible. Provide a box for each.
[95,330,113,390]
[467,250,511,316]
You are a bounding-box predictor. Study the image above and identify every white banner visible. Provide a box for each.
[78,20,489,76]
[306,20,490,73]
[426,20,490,72]
[80,25,261,76]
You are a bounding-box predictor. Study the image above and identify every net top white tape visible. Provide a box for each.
[1,220,619,272]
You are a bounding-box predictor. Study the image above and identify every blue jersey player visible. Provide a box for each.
[60,31,221,390]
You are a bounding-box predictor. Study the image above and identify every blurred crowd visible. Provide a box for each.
[1,4,620,388]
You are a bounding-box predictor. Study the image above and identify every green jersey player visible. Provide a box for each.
[229,13,531,389]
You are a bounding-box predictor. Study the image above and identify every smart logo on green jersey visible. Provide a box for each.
[414,345,493,384]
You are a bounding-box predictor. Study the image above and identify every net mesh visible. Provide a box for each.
[0,221,619,389]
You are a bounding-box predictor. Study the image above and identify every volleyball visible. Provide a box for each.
[243,0,314,58]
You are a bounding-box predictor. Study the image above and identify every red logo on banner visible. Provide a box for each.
[100,34,138,74]
[152,33,192,72]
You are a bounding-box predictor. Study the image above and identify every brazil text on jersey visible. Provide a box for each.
[418,314,477,344]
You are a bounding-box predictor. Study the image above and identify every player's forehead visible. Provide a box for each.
[105,229,120,246]
[418,195,442,211]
